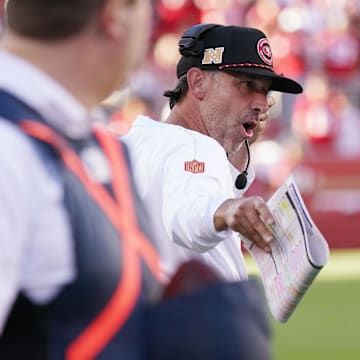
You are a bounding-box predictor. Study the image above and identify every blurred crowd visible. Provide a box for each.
[107,0,360,195]
[2,0,358,191]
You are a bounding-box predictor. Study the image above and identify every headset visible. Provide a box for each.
[178,23,223,56]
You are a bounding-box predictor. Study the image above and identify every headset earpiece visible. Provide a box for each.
[178,23,223,56]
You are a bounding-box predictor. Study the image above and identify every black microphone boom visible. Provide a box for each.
[235,140,250,190]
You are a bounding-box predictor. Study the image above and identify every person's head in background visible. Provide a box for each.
[164,24,302,155]
[2,0,152,107]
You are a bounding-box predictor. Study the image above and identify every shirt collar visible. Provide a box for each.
[0,49,105,139]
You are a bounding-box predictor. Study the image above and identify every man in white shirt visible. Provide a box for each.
[123,24,303,281]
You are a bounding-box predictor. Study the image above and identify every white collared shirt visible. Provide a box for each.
[0,49,102,333]
[123,115,255,282]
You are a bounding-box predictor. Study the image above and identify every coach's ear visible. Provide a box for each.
[186,67,209,101]
[100,0,129,40]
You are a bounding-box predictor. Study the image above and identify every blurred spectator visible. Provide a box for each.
[108,0,360,198]
[113,0,359,136]
[291,70,360,160]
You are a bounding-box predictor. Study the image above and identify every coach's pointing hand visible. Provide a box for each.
[214,196,274,253]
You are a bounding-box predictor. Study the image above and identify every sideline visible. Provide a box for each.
[244,249,360,281]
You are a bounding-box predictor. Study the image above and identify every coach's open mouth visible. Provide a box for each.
[243,120,257,137]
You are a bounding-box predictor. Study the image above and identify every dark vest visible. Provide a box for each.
[0,91,161,360]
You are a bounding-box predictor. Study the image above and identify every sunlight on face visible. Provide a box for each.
[203,71,271,154]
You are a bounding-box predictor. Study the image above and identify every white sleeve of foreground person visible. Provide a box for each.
[0,121,75,334]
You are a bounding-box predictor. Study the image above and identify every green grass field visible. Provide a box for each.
[245,249,360,360]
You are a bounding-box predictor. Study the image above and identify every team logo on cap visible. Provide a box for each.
[202,47,225,65]
[257,38,272,66]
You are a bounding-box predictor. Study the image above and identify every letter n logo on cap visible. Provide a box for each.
[202,47,225,65]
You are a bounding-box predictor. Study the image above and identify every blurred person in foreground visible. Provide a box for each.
[0,2,275,360]
[0,0,164,358]
[123,24,302,285]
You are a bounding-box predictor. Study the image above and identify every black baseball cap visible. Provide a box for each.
[177,24,303,94]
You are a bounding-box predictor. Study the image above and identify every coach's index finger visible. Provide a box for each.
[255,201,275,228]
[253,200,276,251]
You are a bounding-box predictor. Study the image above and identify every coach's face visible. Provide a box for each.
[202,71,271,155]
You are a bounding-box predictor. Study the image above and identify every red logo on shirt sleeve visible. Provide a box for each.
[184,160,205,174]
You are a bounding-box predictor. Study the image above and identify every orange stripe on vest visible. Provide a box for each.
[20,120,162,360]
